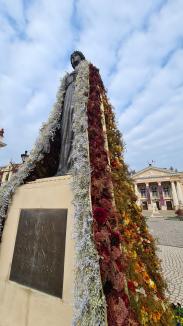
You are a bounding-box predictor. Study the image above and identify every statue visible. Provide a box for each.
[56,51,85,176]
[0,51,174,326]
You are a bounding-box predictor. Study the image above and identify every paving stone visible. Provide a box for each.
[147,216,183,247]
[157,245,183,304]
[145,215,183,304]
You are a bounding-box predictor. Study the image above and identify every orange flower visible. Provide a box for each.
[143,271,150,283]
[152,311,161,322]
[134,262,143,273]
[124,213,130,225]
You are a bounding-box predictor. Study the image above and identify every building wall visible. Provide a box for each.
[132,167,183,211]
[0,164,21,186]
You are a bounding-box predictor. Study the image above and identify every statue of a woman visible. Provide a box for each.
[56,51,85,176]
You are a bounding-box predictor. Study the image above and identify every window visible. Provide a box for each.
[140,187,146,197]
[151,185,158,197]
[163,186,170,197]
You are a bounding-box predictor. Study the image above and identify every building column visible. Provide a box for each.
[171,181,179,209]
[176,181,183,206]
[134,184,141,206]
[146,183,152,210]
[158,182,166,210]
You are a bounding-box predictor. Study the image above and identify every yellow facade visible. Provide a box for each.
[132,166,183,211]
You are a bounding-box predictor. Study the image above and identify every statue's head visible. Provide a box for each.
[70,51,85,68]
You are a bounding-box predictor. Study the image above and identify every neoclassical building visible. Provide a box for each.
[132,165,183,211]
[0,153,29,186]
[0,163,21,186]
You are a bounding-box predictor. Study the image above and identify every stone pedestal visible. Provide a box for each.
[160,205,167,211]
[148,203,153,210]
[0,176,74,326]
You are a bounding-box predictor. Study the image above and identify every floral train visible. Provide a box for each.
[0,60,174,325]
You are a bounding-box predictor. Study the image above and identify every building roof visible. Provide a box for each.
[132,166,183,181]
[0,163,21,171]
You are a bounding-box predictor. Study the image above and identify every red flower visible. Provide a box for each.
[112,272,125,291]
[100,245,110,263]
[127,281,136,293]
[107,295,129,325]
[93,207,108,225]
[99,198,113,210]
[95,229,110,243]
[120,293,129,307]
[115,259,124,272]
[111,246,121,260]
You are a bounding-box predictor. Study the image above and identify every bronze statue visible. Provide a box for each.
[56,51,85,176]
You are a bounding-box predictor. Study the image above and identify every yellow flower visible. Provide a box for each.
[115,145,122,152]
[148,279,156,290]
[132,250,137,259]
[124,213,130,225]
[141,307,149,325]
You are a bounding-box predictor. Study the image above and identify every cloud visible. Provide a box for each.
[0,0,183,173]
[0,0,74,164]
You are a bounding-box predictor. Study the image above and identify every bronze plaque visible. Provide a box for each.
[10,209,67,298]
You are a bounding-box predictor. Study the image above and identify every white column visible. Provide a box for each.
[1,171,7,183]
[171,181,179,209]
[158,182,161,196]
[176,181,183,205]
[134,184,140,205]
[146,182,152,210]
[134,184,138,196]
[158,181,166,210]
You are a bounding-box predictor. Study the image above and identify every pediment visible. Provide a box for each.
[133,167,173,179]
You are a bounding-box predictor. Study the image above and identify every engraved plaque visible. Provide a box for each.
[10,209,67,298]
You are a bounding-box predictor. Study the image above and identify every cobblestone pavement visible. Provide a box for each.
[147,216,183,304]
[147,216,183,247]
[157,245,183,305]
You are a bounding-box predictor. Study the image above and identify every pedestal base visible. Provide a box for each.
[0,176,74,326]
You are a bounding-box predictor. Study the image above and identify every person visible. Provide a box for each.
[56,51,85,175]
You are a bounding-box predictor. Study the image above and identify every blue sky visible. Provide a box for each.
[0,0,183,172]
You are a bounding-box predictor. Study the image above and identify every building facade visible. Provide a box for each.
[0,163,21,186]
[132,166,183,211]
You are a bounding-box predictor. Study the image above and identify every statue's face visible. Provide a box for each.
[71,53,82,68]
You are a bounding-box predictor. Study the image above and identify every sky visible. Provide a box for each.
[0,0,183,172]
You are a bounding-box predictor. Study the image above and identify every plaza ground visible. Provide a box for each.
[145,212,183,305]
